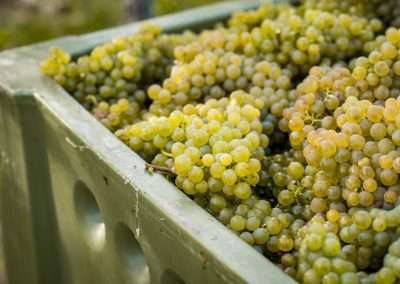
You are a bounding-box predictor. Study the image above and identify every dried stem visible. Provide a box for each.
[145,163,176,175]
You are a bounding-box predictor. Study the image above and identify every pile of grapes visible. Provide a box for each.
[42,0,400,283]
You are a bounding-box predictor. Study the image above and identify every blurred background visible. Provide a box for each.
[0,1,223,283]
[0,0,223,50]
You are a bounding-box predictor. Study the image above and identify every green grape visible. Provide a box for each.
[246,216,261,232]
[323,237,341,257]
[353,210,372,230]
[222,169,237,186]
[253,228,270,245]
[234,182,252,200]
[376,268,396,284]
[230,215,246,232]
[174,154,192,176]
[188,166,204,183]
[266,217,282,235]
[209,195,227,212]
[240,231,255,245]
[340,272,359,284]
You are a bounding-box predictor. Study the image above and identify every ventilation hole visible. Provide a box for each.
[115,223,150,284]
[74,181,105,251]
[161,269,186,284]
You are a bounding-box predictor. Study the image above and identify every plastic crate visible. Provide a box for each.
[0,1,295,284]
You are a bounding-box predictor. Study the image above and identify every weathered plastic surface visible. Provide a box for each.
[0,1,295,284]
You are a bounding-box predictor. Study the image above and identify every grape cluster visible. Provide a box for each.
[146,39,296,146]
[147,53,294,120]
[92,98,144,131]
[297,207,400,283]
[143,2,384,122]
[174,4,383,74]
[41,24,195,126]
[118,91,268,199]
[301,0,400,27]
[42,1,400,283]
[278,29,400,213]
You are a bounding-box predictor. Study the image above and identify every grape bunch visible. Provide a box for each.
[117,91,268,199]
[297,207,400,283]
[301,0,400,27]
[42,0,400,283]
[41,24,195,124]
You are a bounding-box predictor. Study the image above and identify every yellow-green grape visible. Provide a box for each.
[230,215,246,232]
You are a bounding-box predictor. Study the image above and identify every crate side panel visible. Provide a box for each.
[0,91,39,284]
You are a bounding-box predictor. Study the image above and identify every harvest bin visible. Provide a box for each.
[0,1,295,284]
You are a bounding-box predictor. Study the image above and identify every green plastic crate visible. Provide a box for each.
[0,1,295,284]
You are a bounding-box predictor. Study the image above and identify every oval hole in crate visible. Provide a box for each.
[161,269,186,284]
[115,223,150,284]
[74,181,106,251]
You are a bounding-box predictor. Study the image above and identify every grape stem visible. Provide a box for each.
[145,163,176,175]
